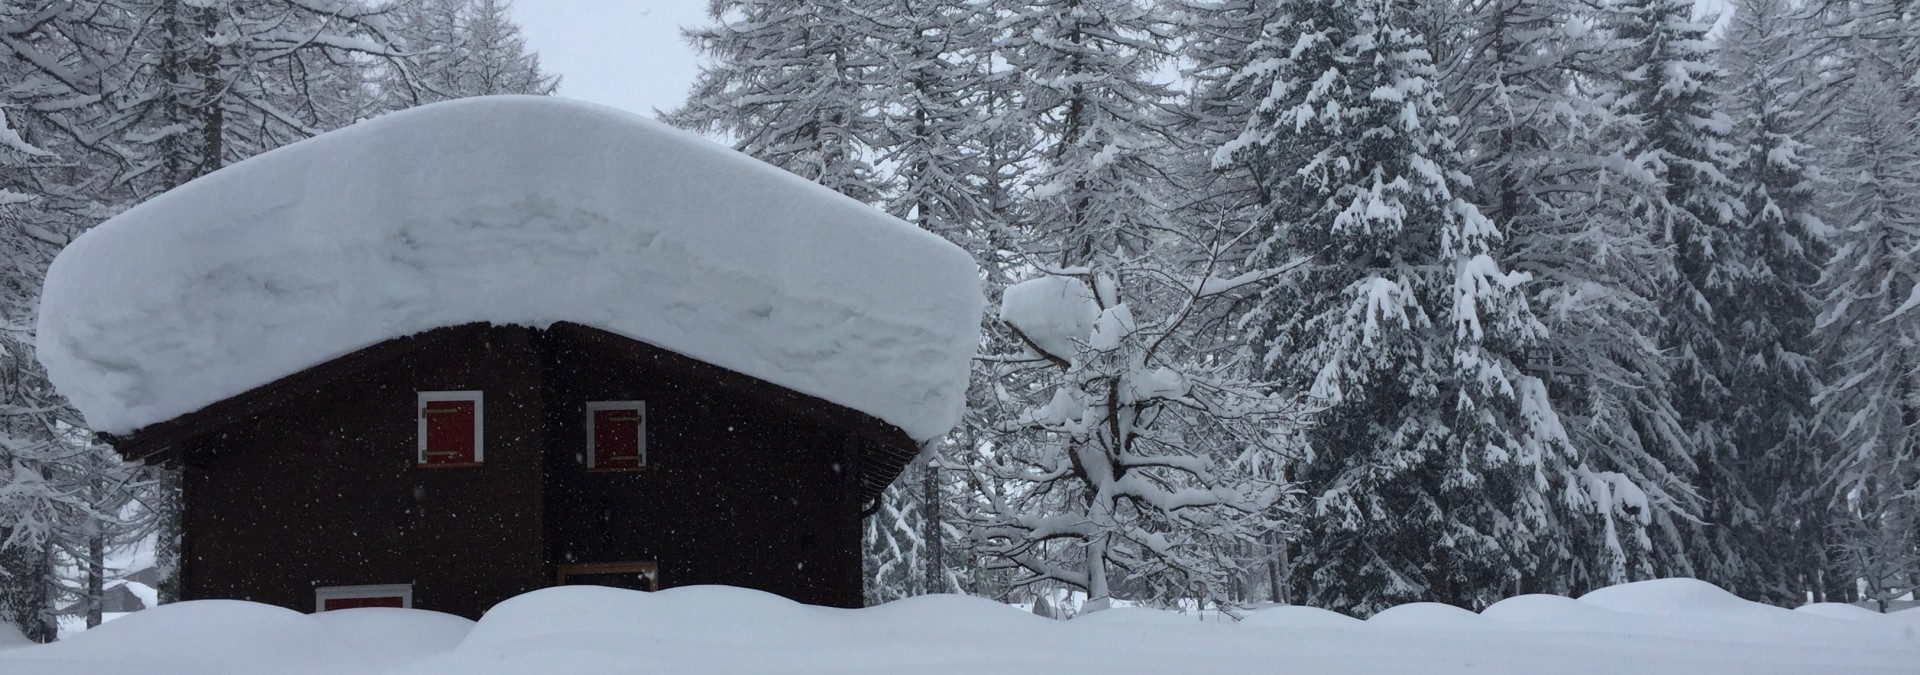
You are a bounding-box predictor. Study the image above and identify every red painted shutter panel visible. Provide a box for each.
[323,596,404,611]
[594,408,642,467]
[424,400,476,464]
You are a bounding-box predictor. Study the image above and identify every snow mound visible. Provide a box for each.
[0,622,27,648]
[311,607,473,664]
[1069,607,1203,625]
[1794,603,1895,622]
[36,96,983,443]
[1366,602,1488,628]
[19,600,374,674]
[1577,578,1787,618]
[464,584,833,649]
[9,582,1917,674]
[1480,594,1631,630]
[852,593,1052,631]
[1237,605,1363,629]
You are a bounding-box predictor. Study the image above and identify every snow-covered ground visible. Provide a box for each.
[4,580,1914,674]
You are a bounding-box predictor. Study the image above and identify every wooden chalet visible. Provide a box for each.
[106,322,919,618]
[41,97,981,621]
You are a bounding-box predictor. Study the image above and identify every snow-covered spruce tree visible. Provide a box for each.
[1812,52,1920,611]
[1445,0,1691,591]
[386,0,558,106]
[1714,0,1838,605]
[1220,0,1600,614]
[1168,0,1287,265]
[0,17,116,637]
[669,0,886,203]
[857,0,1002,248]
[1606,0,1766,598]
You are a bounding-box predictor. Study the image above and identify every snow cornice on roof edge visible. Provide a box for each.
[36,96,983,443]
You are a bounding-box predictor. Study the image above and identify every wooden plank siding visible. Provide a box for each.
[178,325,548,619]
[127,322,907,618]
[538,325,865,608]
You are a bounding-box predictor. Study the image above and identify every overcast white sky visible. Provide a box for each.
[509,1,710,119]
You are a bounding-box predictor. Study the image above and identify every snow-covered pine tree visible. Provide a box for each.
[0,105,156,642]
[0,9,151,638]
[993,0,1175,265]
[1605,0,1760,597]
[1812,46,1920,611]
[858,0,996,250]
[859,0,999,601]
[387,0,559,106]
[1714,0,1837,605]
[0,0,426,627]
[863,478,926,603]
[1446,0,1686,591]
[670,0,886,203]
[1220,0,1593,614]
[90,0,408,195]
[1168,0,1302,602]
[0,101,66,643]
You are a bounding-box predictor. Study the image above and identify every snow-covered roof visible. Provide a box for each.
[36,96,982,442]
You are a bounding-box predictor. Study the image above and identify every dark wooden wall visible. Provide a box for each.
[180,325,549,620]
[540,326,864,608]
[167,322,871,618]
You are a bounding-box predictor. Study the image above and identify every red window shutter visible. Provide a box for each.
[322,596,404,611]
[423,400,476,464]
[593,408,643,468]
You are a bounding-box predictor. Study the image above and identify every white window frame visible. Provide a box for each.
[314,583,413,612]
[585,400,647,470]
[418,390,485,465]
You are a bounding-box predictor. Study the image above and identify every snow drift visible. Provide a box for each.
[35,96,983,442]
[4,581,1915,674]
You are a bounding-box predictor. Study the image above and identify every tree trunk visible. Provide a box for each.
[923,462,942,594]
[36,539,58,641]
[85,524,104,628]
[1085,534,1110,610]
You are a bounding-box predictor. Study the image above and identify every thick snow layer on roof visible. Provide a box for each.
[36,96,982,441]
[3,581,1915,674]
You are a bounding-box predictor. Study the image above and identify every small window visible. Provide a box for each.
[314,584,412,612]
[586,401,646,470]
[418,391,483,466]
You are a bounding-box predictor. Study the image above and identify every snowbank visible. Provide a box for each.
[36,96,982,442]
[0,623,27,648]
[7,580,1915,674]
